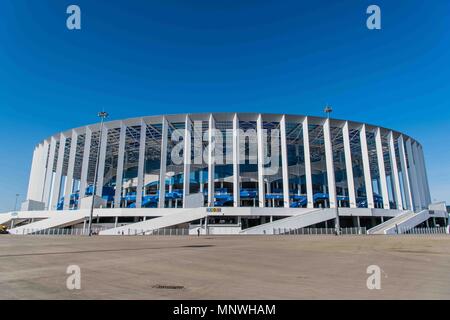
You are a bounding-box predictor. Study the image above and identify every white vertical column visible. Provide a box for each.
[388,131,403,210]
[375,127,390,209]
[418,145,430,206]
[323,119,337,208]
[39,140,50,202]
[28,145,40,200]
[360,125,374,208]
[183,115,192,207]
[412,142,426,209]
[63,130,78,210]
[26,146,39,201]
[79,127,92,199]
[398,135,413,210]
[342,122,356,208]
[256,114,265,207]
[280,115,290,208]
[405,138,420,211]
[136,120,147,208]
[418,146,431,205]
[32,143,46,202]
[158,117,168,208]
[302,117,313,208]
[37,143,49,201]
[96,125,108,197]
[114,123,126,208]
[42,137,57,207]
[233,114,240,207]
[207,114,215,207]
[51,134,67,210]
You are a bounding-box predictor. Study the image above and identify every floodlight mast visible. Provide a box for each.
[324,105,340,234]
[87,111,109,236]
[13,194,20,212]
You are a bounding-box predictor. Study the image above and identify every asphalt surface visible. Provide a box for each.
[0,235,449,299]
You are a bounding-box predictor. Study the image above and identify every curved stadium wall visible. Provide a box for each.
[25,113,431,213]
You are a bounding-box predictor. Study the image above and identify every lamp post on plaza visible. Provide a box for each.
[13,193,20,212]
[88,111,109,236]
[324,105,340,234]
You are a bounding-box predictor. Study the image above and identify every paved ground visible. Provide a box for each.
[0,235,449,299]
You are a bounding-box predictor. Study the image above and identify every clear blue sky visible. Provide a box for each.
[0,0,449,212]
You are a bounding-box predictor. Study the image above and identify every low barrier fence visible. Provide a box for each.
[131,228,189,236]
[401,226,448,235]
[24,227,106,236]
[15,226,449,236]
[274,227,367,235]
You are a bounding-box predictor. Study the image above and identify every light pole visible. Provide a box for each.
[87,111,109,236]
[13,193,20,212]
[324,105,340,234]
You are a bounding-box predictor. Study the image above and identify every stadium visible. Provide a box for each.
[2,113,447,235]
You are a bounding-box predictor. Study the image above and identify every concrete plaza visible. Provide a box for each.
[0,235,449,299]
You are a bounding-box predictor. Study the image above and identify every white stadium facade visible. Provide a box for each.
[2,113,448,235]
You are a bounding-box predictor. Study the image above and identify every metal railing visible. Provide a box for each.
[19,227,107,236]
[120,228,190,236]
[401,226,448,235]
[274,227,367,235]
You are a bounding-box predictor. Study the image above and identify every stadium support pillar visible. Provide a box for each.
[233,114,240,207]
[37,143,48,202]
[405,138,420,211]
[96,125,108,197]
[280,115,290,208]
[183,115,192,207]
[257,114,265,208]
[50,133,67,210]
[63,130,78,210]
[207,114,215,207]
[36,143,47,201]
[323,118,337,208]
[136,120,147,208]
[342,122,356,208]
[360,125,374,208]
[26,146,39,202]
[302,117,313,208]
[375,127,390,209]
[114,122,126,208]
[159,117,168,208]
[413,142,427,208]
[388,131,403,210]
[412,142,425,209]
[39,140,50,203]
[398,135,413,211]
[418,146,431,205]
[27,143,47,202]
[42,137,57,209]
[79,127,92,199]
[28,143,42,201]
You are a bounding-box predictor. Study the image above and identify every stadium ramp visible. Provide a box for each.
[100,208,206,235]
[240,208,335,235]
[0,213,12,225]
[8,210,87,235]
[367,210,430,235]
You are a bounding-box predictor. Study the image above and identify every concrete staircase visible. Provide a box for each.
[0,213,12,225]
[240,209,335,235]
[8,211,87,235]
[367,210,430,235]
[100,208,206,235]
